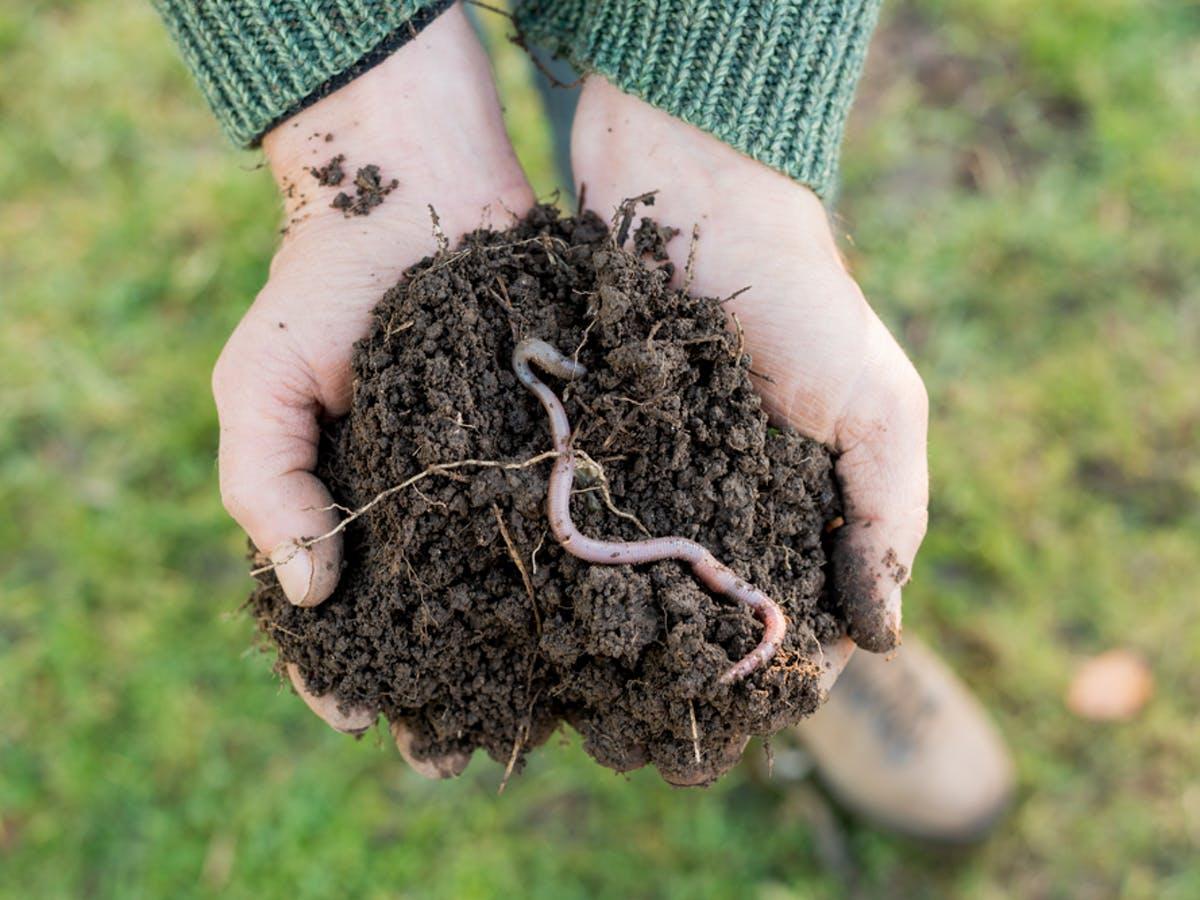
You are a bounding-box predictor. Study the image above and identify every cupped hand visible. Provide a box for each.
[212,8,532,771]
[571,78,929,783]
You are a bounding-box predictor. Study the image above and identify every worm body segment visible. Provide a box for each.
[512,338,787,685]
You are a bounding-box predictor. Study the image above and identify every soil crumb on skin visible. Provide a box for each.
[331,163,398,217]
[309,154,345,187]
[251,205,849,783]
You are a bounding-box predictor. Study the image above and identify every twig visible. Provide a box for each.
[250,451,560,575]
[266,620,303,641]
[383,317,414,342]
[400,549,431,596]
[688,700,702,765]
[683,224,700,293]
[498,719,527,795]
[465,0,583,90]
[718,285,752,306]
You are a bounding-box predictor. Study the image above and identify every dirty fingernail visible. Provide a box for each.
[287,664,376,734]
[271,543,315,606]
[392,721,472,780]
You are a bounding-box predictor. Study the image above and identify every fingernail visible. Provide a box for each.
[271,542,315,606]
[287,664,376,733]
[392,722,472,780]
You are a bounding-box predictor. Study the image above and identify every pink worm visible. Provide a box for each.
[512,338,787,685]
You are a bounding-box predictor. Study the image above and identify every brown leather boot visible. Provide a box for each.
[789,636,1015,844]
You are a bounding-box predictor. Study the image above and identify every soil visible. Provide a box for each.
[250,205,849,783]
[309,154,345,187]
[330,163,398,216]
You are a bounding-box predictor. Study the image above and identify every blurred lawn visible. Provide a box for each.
[1,0,1198,897]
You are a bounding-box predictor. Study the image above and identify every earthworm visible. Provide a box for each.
[512,337,787,685]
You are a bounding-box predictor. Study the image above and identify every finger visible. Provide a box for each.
[817,635,856,695]
[391,720,472,780]
[287,663,376,734]
[657,734,750,786]
[213,331,343,607]
[830,323,929,652]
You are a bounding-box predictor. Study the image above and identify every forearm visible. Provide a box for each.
[517,0,881,198]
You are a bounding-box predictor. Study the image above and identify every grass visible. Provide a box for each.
[1,0,1197,896]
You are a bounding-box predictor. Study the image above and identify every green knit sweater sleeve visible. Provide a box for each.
[517,0,881,198]
[152,0,452,147]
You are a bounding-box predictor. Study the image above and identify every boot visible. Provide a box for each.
[789,636,1015,843]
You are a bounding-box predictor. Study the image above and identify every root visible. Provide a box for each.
[719,285,752,306]
[498,722,526,795]
[412,484,448,510]
[645,320,665,353]
[492,502,540,634]
[731,311,746,363]
[574,449,650,537]
[499,669,541,795]
[265,620,303,641]
[251,451,560,576]
[571,316,598,369]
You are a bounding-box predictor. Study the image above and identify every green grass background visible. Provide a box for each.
[1,1,1198,896]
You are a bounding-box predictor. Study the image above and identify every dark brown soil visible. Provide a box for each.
[330,163,398,216]
[251,205,849,783]
[309,154,345,187]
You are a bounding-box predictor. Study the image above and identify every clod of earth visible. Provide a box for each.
[330,163,398,216]
[251,205,853,784]
[309,153,345,187]
[513,337,786,684]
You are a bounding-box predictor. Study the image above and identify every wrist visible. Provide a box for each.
[264,5,529,230]
[575,77,844,269]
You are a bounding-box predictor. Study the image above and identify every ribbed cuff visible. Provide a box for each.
[154,0,453,147]
[516,0,881,198]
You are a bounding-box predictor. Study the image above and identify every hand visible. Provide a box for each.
[571,78,929,783]
[211,8,532,773]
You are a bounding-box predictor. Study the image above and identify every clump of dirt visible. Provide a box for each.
[330,163,398,216]
[251,205,848,783]
[309,153,345,187]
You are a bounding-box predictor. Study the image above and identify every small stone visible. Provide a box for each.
[1066,649,1154,721]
